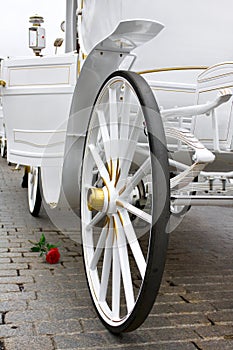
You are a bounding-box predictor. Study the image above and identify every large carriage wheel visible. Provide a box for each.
[81,71,170,333]
[28,166,42,217]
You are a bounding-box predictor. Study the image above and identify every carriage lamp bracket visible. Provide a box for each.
[29,15,46,56]
[54,38,64,54]
[0,80,6,87]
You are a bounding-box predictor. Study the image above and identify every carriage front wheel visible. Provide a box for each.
[81,71,170,333]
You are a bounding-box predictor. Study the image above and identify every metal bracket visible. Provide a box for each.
[0,80,6,87]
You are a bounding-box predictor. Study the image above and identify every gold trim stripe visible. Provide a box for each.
[137,66,208,75]
[198,71,233,84]
[8,65,71,87]
[198,61,233,79]
[151,87,194,94]
[199,84,233,94]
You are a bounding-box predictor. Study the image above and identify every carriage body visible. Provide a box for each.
[0,59,6,157]
[0,100,5,157]
[1,0,233,333]
[1,54,78,204]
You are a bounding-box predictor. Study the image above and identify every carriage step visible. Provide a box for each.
[170,162,206,189]
[166,127,215,190]
[165,127,215,163]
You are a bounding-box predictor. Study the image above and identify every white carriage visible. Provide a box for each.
[0,97,6,158]
[1,0,233,333]
[0,58,6,157]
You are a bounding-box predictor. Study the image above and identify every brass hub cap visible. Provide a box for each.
[87,188,105,212]
[87,182,119,214]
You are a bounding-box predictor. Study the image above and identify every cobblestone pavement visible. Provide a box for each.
[0,156,233,350]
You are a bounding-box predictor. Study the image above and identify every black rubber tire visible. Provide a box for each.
[28,167,42,217]
[0,140,6,158]
[81,70,170,333]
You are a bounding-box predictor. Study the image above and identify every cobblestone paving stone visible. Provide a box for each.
[0,157,233,349]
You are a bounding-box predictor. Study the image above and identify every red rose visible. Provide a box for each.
[46,248,60,264]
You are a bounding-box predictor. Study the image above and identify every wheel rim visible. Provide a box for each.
[81,76,156,327]
[28,167,39,213]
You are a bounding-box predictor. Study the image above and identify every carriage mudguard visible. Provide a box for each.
[61,19,164,211]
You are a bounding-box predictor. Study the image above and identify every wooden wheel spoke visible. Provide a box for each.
[113,214,135,314]
[122,158,151,197]
[117,199,152,224]
[119,109,144,185]
[90,222,109,270]
[112,233,121,318]
[88,144,110,183]
[118,209,146,279]
[86,212,106,229]
[99,219,114,302]
[97,109,110,162]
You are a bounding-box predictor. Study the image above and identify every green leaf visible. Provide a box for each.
[40,233,46,245]
[31,247,40,252]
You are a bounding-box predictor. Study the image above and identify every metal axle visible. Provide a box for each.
[171,195,233,207]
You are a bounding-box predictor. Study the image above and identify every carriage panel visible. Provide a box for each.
[1,54,78,166]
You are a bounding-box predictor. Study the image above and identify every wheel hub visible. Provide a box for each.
[87,182,120,214]
[88,188,105,211]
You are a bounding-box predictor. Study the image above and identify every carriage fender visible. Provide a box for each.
[60,19,164,211]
